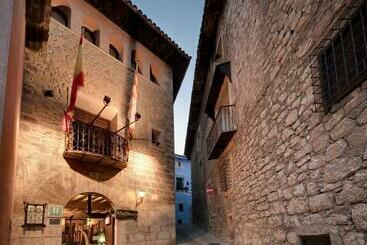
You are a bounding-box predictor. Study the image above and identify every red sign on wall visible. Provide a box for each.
[206,187,216,194]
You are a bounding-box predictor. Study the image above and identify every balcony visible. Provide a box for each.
[206,105,237,160]
[64,120,128,170]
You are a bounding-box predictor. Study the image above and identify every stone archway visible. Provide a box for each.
[63,192,115,245]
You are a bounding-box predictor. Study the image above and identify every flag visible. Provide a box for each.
[63,32,85,132]
[126,64,139,139]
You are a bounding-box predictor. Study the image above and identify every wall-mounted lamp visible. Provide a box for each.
[136,189,146,207]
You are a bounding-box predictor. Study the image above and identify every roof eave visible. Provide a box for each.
[85,0,191,100]
[184,0,226,159]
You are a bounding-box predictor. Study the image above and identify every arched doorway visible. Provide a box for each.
[62,192,115,245]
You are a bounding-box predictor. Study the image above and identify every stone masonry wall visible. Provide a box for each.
[12,19,176,245]
[192,0,367,244]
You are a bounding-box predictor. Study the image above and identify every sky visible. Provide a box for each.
[132,0,205,155]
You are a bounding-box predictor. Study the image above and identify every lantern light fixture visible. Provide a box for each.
[136,189,146,207]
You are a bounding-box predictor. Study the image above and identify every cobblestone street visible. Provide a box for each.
[176,224,232,245]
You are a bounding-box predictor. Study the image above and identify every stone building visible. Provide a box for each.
[185,0,367,244]
[9,0,190,244]
[175,154,192,226]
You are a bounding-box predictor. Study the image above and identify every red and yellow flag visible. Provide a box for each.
[63,33,84,132]
[126,64,139,139]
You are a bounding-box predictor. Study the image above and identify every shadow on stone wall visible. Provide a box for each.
[65,158,121,181]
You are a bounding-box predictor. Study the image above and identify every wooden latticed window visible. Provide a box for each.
[318,1,367,109]
[219,157,232,191]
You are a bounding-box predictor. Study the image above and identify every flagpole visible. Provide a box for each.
[115,113,141,134]
[66,87,69,110]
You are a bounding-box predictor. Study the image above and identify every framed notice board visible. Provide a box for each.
[23,203,47,227]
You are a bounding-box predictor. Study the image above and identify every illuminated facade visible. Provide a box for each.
[10,0,190,244]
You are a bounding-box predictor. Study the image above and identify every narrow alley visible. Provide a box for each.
[176,224,232,245]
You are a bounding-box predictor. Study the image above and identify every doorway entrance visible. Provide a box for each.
[62,192,115,245]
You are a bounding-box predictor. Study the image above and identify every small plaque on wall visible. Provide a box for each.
[49,218,61,225]
[23,203,47,227]
[48,205,64,218]
[115,209,138,220]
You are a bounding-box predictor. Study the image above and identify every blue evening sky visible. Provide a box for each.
[132,0,205,155]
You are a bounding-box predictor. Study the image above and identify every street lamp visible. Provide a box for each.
[136,189,146,207]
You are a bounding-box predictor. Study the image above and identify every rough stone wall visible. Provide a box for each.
[192,0,367,244]
[191,151,209,228]
[12,20,176,245]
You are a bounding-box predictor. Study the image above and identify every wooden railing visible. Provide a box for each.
[65,120,128,163]
[206,105,236,159]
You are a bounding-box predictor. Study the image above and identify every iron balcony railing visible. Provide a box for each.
[206,105,237,159]
[65,120,128,164]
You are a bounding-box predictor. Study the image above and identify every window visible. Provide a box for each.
[177,161,183,168]
[109,45,121,61]
[74,109,110,129]
[176,177,184,191]
[51,6,69,27]
[318,2,367,109]
[131,50,142,74]
[150,66,158,84]
[300,234,331,245]
[178,203,184,212]
[83,27,98,45]
[151,129,161,146]
[177,219,182,225]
